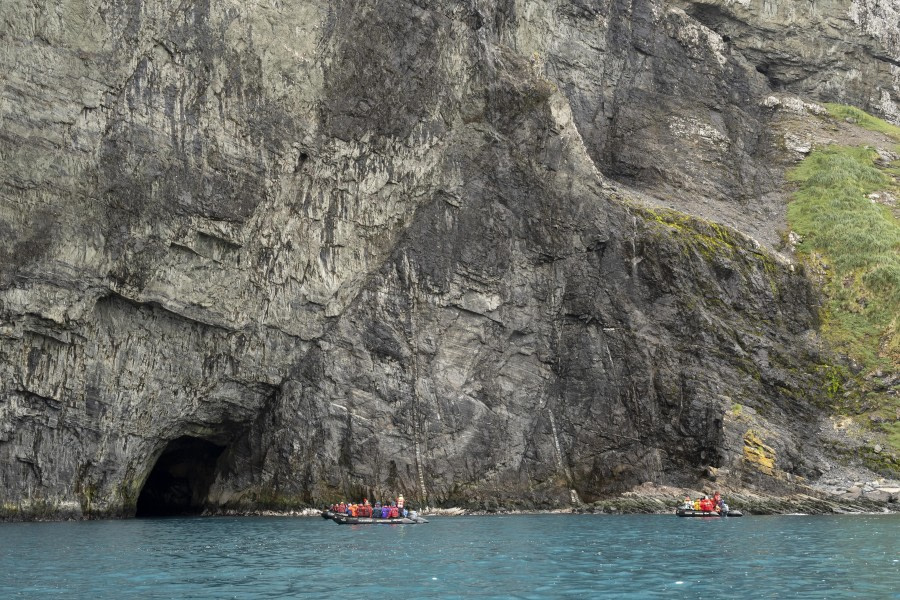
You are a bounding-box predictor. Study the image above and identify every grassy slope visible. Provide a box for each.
[788,105,900,456]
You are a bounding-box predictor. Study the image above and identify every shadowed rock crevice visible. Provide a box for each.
[135,436,226,517]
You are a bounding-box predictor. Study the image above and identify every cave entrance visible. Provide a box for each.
[135,436,226,517]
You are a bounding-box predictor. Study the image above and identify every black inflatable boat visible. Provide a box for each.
[676,508,743,517]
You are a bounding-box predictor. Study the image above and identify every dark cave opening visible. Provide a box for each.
[135,436,226,518]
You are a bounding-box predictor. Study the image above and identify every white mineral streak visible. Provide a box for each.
[762,95,827,116]
[668,116,730,151]
[667,8,730,67]
[547,408,566,473]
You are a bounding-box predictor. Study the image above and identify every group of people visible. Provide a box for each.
[330,495,409,519]
[682,491,728,513]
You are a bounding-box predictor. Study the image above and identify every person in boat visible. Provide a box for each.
[692,497,701,511]
[682,496,692,509]
[713,491,722,512]
[399,495,410,517]
[381,504,391,519]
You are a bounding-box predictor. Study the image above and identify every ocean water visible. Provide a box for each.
[1,513,898,599]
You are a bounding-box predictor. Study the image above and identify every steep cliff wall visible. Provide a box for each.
[504,0,900,245]
[0,0,895,518]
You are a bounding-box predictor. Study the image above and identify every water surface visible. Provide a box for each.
[2,514,898,598]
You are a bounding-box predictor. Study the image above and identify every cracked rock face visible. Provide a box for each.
[0,0,894,518]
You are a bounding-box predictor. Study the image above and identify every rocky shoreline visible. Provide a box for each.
[5,487,899,522]
[211,493,900,520]
[212,479,900,519]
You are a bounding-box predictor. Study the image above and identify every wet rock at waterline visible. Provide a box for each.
[1,0,898,519]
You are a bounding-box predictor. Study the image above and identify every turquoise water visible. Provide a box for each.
[2,514,898,598]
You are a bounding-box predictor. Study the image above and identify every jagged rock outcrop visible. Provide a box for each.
[0,0,896,518]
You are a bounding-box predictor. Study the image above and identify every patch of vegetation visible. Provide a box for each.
[824,103,900,140]
[816,364,849,402]
[885,422,900,452]
[743,429,776,474]
[858,445,900,478]
[787,145,900,370]
[630,204,746,257]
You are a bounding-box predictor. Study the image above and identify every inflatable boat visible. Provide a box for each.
[676,508,743,517]
[329,513,429,524]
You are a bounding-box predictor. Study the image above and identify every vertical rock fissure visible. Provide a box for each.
[403,253,428,503]
[547,407,571,482]
[630,215,641,280]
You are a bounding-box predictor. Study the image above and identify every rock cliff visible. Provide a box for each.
[0,0,897,518]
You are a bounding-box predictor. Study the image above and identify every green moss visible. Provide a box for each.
[116,481,140,515]
[858,445,900,478]
[627,204,761,271]
[0,502,19,520]
[885,422,900,452]
[788,145,900,370]
[824,104,900,141]
[78,482,98,516]
[627,203,787,306]
[816,364,848,402]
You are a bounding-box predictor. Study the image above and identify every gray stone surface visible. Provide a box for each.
[0,0,897,518]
